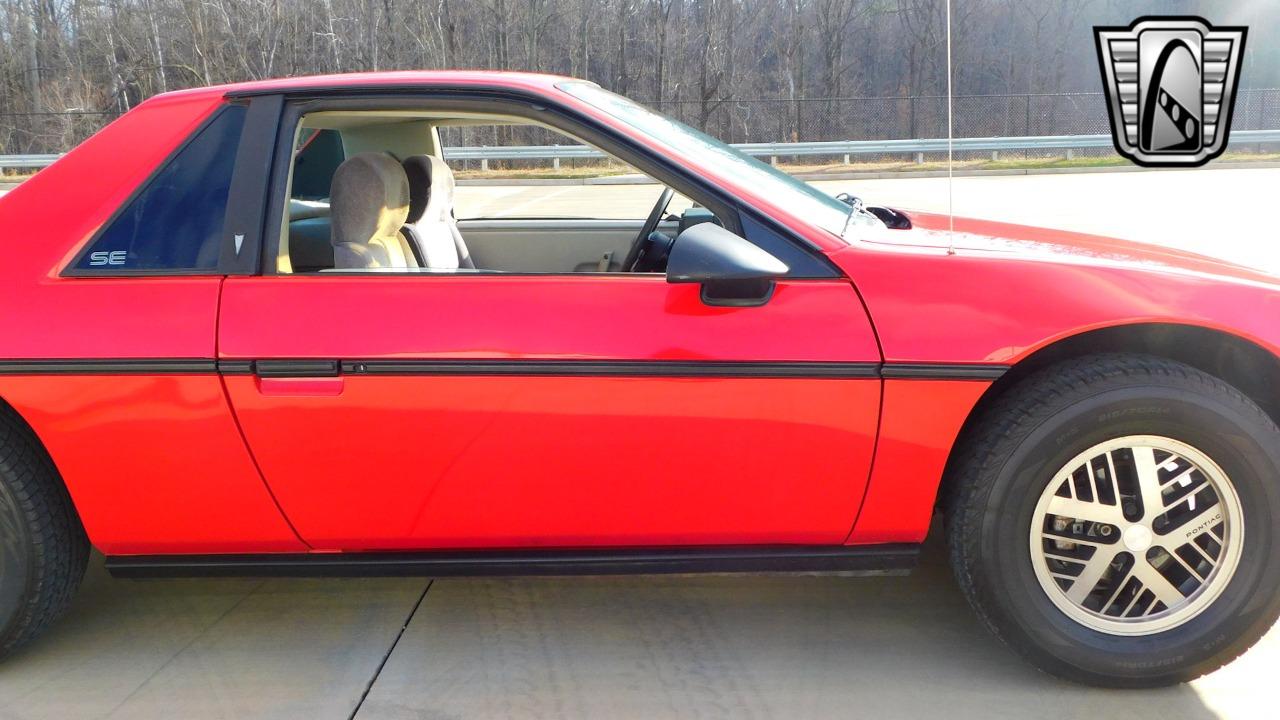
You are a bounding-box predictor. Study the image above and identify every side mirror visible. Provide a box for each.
[665,223,789,306]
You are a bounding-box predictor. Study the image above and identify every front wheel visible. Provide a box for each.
[948,354,1280,687]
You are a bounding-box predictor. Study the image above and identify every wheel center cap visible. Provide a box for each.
[1123,524,1154,553]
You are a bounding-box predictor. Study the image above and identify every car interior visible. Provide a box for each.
[275,110,725,275]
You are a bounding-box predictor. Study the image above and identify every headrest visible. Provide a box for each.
[401,155,456,224]
[330,153,410,248]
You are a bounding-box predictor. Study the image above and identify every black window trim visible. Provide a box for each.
[259,88,841,279]
[218,94,283,275]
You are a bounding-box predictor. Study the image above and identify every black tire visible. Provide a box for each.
[947,353,1280,687]
[0,406,88,658]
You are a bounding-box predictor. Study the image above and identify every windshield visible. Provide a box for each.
[558,81,862,241]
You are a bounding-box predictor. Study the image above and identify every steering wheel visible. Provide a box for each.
[622,187,674,272]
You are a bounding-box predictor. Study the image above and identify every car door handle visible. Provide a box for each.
[252,360,344,396]
[253,360,339,378]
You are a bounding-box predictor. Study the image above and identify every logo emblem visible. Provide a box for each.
[88,250,127,266]
[1095,16,1247,167]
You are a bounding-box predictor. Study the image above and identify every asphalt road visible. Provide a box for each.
[1,167,1278,719]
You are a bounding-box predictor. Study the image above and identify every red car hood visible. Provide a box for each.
[875,210,1280,288]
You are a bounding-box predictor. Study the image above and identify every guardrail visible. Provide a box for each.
[445,130,1280,167]
[0,153,61,169]
[6,130,1280,171]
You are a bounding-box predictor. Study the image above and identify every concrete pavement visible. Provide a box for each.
[0,562,425,719]
[1,538,1273,719]
[356,541,1230,720]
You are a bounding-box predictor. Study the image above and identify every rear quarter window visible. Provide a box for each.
[70,104,247,273]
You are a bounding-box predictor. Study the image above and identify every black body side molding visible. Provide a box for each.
[880,363,1009,380]
[0,358,1009,382]
[106,544,919,579]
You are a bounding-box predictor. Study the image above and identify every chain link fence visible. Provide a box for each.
[5,89,1279,165]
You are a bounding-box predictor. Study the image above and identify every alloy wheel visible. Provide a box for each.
[1030,435,1243,635]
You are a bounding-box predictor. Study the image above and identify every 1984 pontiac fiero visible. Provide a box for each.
[1,71,1279,686]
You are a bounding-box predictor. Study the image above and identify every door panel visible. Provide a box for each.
[218,275,881,550]
[219,276,876,361]
[285,216,679,274]
[222,374,878,549]
[457,218,679,273]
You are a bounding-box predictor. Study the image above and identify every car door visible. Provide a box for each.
[216,94,883,552]
[219,273,880,551]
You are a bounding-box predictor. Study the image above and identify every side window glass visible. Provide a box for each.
[275,112,729,275]
[437,124,692,221]
[72,104,246,273]
[290,129,344,200]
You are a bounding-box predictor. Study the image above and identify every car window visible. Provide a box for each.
[71,104,246,273]
[558,81,873,242]
[436,124,693,221]
[276,112,722,275]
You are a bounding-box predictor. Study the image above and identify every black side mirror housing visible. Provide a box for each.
[665,223,789,306]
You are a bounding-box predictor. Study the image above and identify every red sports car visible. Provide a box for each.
[1,71,1277,687]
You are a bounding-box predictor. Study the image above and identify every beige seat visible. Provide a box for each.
[329,153,418,269]
[401,155,475,270]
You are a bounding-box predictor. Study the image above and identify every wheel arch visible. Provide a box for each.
[0,394,90,542]
[939,321,1280,512]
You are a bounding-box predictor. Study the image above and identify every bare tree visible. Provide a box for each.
[0,0,1275,156]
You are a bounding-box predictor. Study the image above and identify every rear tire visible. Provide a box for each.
[0,407,89,658]
[947,354,1280,687]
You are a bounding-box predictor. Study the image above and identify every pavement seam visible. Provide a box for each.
[98,578,267,720]
[347,579,434,720]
